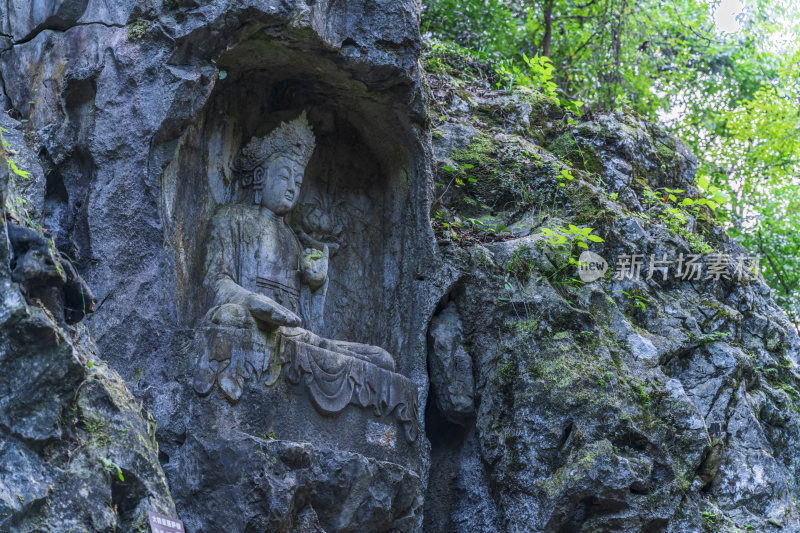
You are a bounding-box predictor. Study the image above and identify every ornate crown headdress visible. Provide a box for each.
[235,111,316,195]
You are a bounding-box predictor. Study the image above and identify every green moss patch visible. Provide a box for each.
[548,131,604,175]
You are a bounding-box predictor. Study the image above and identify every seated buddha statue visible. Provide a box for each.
[192,112,396,402]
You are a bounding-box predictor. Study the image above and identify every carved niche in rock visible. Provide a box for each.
[191,112,418,441]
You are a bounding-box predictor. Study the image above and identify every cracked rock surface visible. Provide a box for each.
[2,1,800,532]
[1,0,432,531]
[0,152,174,531]
[422,42,800,532]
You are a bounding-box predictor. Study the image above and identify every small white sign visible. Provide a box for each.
[148,511,185,533]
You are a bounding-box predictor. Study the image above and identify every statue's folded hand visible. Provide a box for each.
[244,293,302,328]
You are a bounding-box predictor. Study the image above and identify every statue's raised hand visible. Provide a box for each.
[244,293,301,328]
[299,245,329,290]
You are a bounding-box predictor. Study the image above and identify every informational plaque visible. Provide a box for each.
[148,511,185,533]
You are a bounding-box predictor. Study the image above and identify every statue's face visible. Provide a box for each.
[261,156,304,215]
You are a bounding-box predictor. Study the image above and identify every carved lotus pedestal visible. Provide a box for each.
[190,325,419,464]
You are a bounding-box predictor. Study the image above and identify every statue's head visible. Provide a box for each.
[235,111,315,215]
[260,154,304,215]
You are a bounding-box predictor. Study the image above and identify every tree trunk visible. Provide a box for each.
[542,0,554,57]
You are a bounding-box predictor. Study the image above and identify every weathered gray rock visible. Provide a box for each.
[427,301,475,425]
[423,42,800,532]
[7,221,96,326]
[2,0,436,529]
[174,435,422,533]
[0,152,174,531]
[4,0,800,531]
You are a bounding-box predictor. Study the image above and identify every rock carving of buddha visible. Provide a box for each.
[191,112,418,442]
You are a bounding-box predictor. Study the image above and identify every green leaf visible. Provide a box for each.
[587,234,604,242]
[9,161,31,179]
[711,190,729,204]
[101,458,124,482]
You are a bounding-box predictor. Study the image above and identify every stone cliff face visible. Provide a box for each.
[2,1,434,531]
[1,2,800,533]
[0,152,174,531]
[422,43,800,533]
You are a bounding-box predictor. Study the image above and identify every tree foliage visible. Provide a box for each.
[423,0,800,329]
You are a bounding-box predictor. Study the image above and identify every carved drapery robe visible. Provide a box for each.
[283,339,419,442]
[193,203,303,400]
[192,204,419,441]
[204,204,302,317]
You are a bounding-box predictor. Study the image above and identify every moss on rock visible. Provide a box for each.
[548,131,604,175]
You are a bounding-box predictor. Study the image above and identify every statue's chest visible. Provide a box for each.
[243,222,301,311]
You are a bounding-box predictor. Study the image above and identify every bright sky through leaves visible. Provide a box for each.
[714,0,744,33]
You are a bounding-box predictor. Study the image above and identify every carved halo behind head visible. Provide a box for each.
[234,111,316,204]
